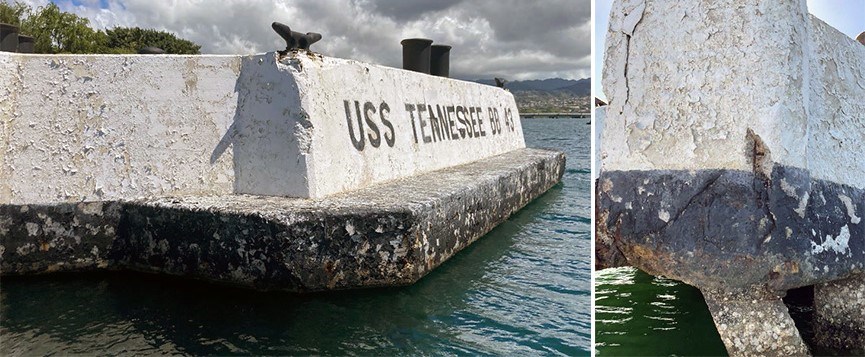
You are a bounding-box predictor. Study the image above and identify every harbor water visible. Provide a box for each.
[594,267,727,356]
[595,267,860,356]
[0,118,592,355]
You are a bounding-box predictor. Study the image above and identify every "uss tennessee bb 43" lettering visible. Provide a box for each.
[343,100,516,151]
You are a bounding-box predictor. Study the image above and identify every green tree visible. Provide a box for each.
[105,27,201,54]
[18,3,104,53]
[0,1,28,26]
[0,1,201,54]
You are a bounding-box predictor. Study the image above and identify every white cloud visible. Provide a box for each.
[38,0,590,80]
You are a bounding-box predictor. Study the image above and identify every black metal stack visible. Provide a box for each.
[401,38,452,77]
[0,23,34,53]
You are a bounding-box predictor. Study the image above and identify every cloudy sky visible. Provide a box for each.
[17,0,591,81]
[594,0,865,99]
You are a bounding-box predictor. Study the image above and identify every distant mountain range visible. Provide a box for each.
[472,78,591,96]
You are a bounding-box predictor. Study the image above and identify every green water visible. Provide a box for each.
[1,118,592,355]
[594,267,728,356]
[595,267,862,356]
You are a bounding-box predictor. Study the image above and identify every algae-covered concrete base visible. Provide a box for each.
[1,148,564,291]
[704,289,809,356]
[814,274,865,351]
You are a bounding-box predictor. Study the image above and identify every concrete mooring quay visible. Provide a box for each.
[0,49,565,291]
[597,0,864,355]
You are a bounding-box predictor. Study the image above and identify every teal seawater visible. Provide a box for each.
[0,118,591,355]
[595,267,859,355]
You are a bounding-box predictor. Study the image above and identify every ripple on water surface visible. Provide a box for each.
[595,267,865,356]
[1,118,591,356]
[594,267,728,356]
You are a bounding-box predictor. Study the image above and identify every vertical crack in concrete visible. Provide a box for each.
[620,37,631,114]
[619,1,646,112]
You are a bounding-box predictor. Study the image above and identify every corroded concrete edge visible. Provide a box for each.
[596,164,865,353]
[814,274,865,351]
[0,148,565,292]
[596,165,864,293]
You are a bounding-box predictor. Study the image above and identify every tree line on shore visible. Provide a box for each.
[0,1,201,54]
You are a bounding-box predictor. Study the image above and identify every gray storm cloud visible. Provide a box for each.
[31,0,590,80]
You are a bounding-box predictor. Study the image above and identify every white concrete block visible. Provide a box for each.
[274,53,525,198]
[0,51,523,203]
[601,0,865,189]
[806,16,865,189]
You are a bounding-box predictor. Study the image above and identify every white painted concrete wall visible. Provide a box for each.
[1,53,242,204]
[0,51,523,203]
[0,54,17,201]
[806,16,865,189]
[601,0,865,188]
[285,54,524,197]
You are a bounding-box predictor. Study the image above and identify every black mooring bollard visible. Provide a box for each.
[17,35,34,53]
[400,38,433,74]
[271,22,322,51]
[1,23,19,52]
[430,44,451,77]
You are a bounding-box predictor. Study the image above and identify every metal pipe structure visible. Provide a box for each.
[400,38,433,74]
[0,23,19,52]
[17,35,34,53]
[430,44,451,77]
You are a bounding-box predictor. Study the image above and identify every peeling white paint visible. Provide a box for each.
[811,225,851,255]
[1,53,241,204]
[837,194,860,224]
[780,178,798,198]
[794,192,809,219]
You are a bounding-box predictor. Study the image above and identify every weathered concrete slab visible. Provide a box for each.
[0,201,122,274]
[600,1,865,182]
[0,53,243,204]
[1,51,523,202]
[1,148,564,291]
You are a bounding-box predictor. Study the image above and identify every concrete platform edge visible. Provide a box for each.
[0,148,565,292]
